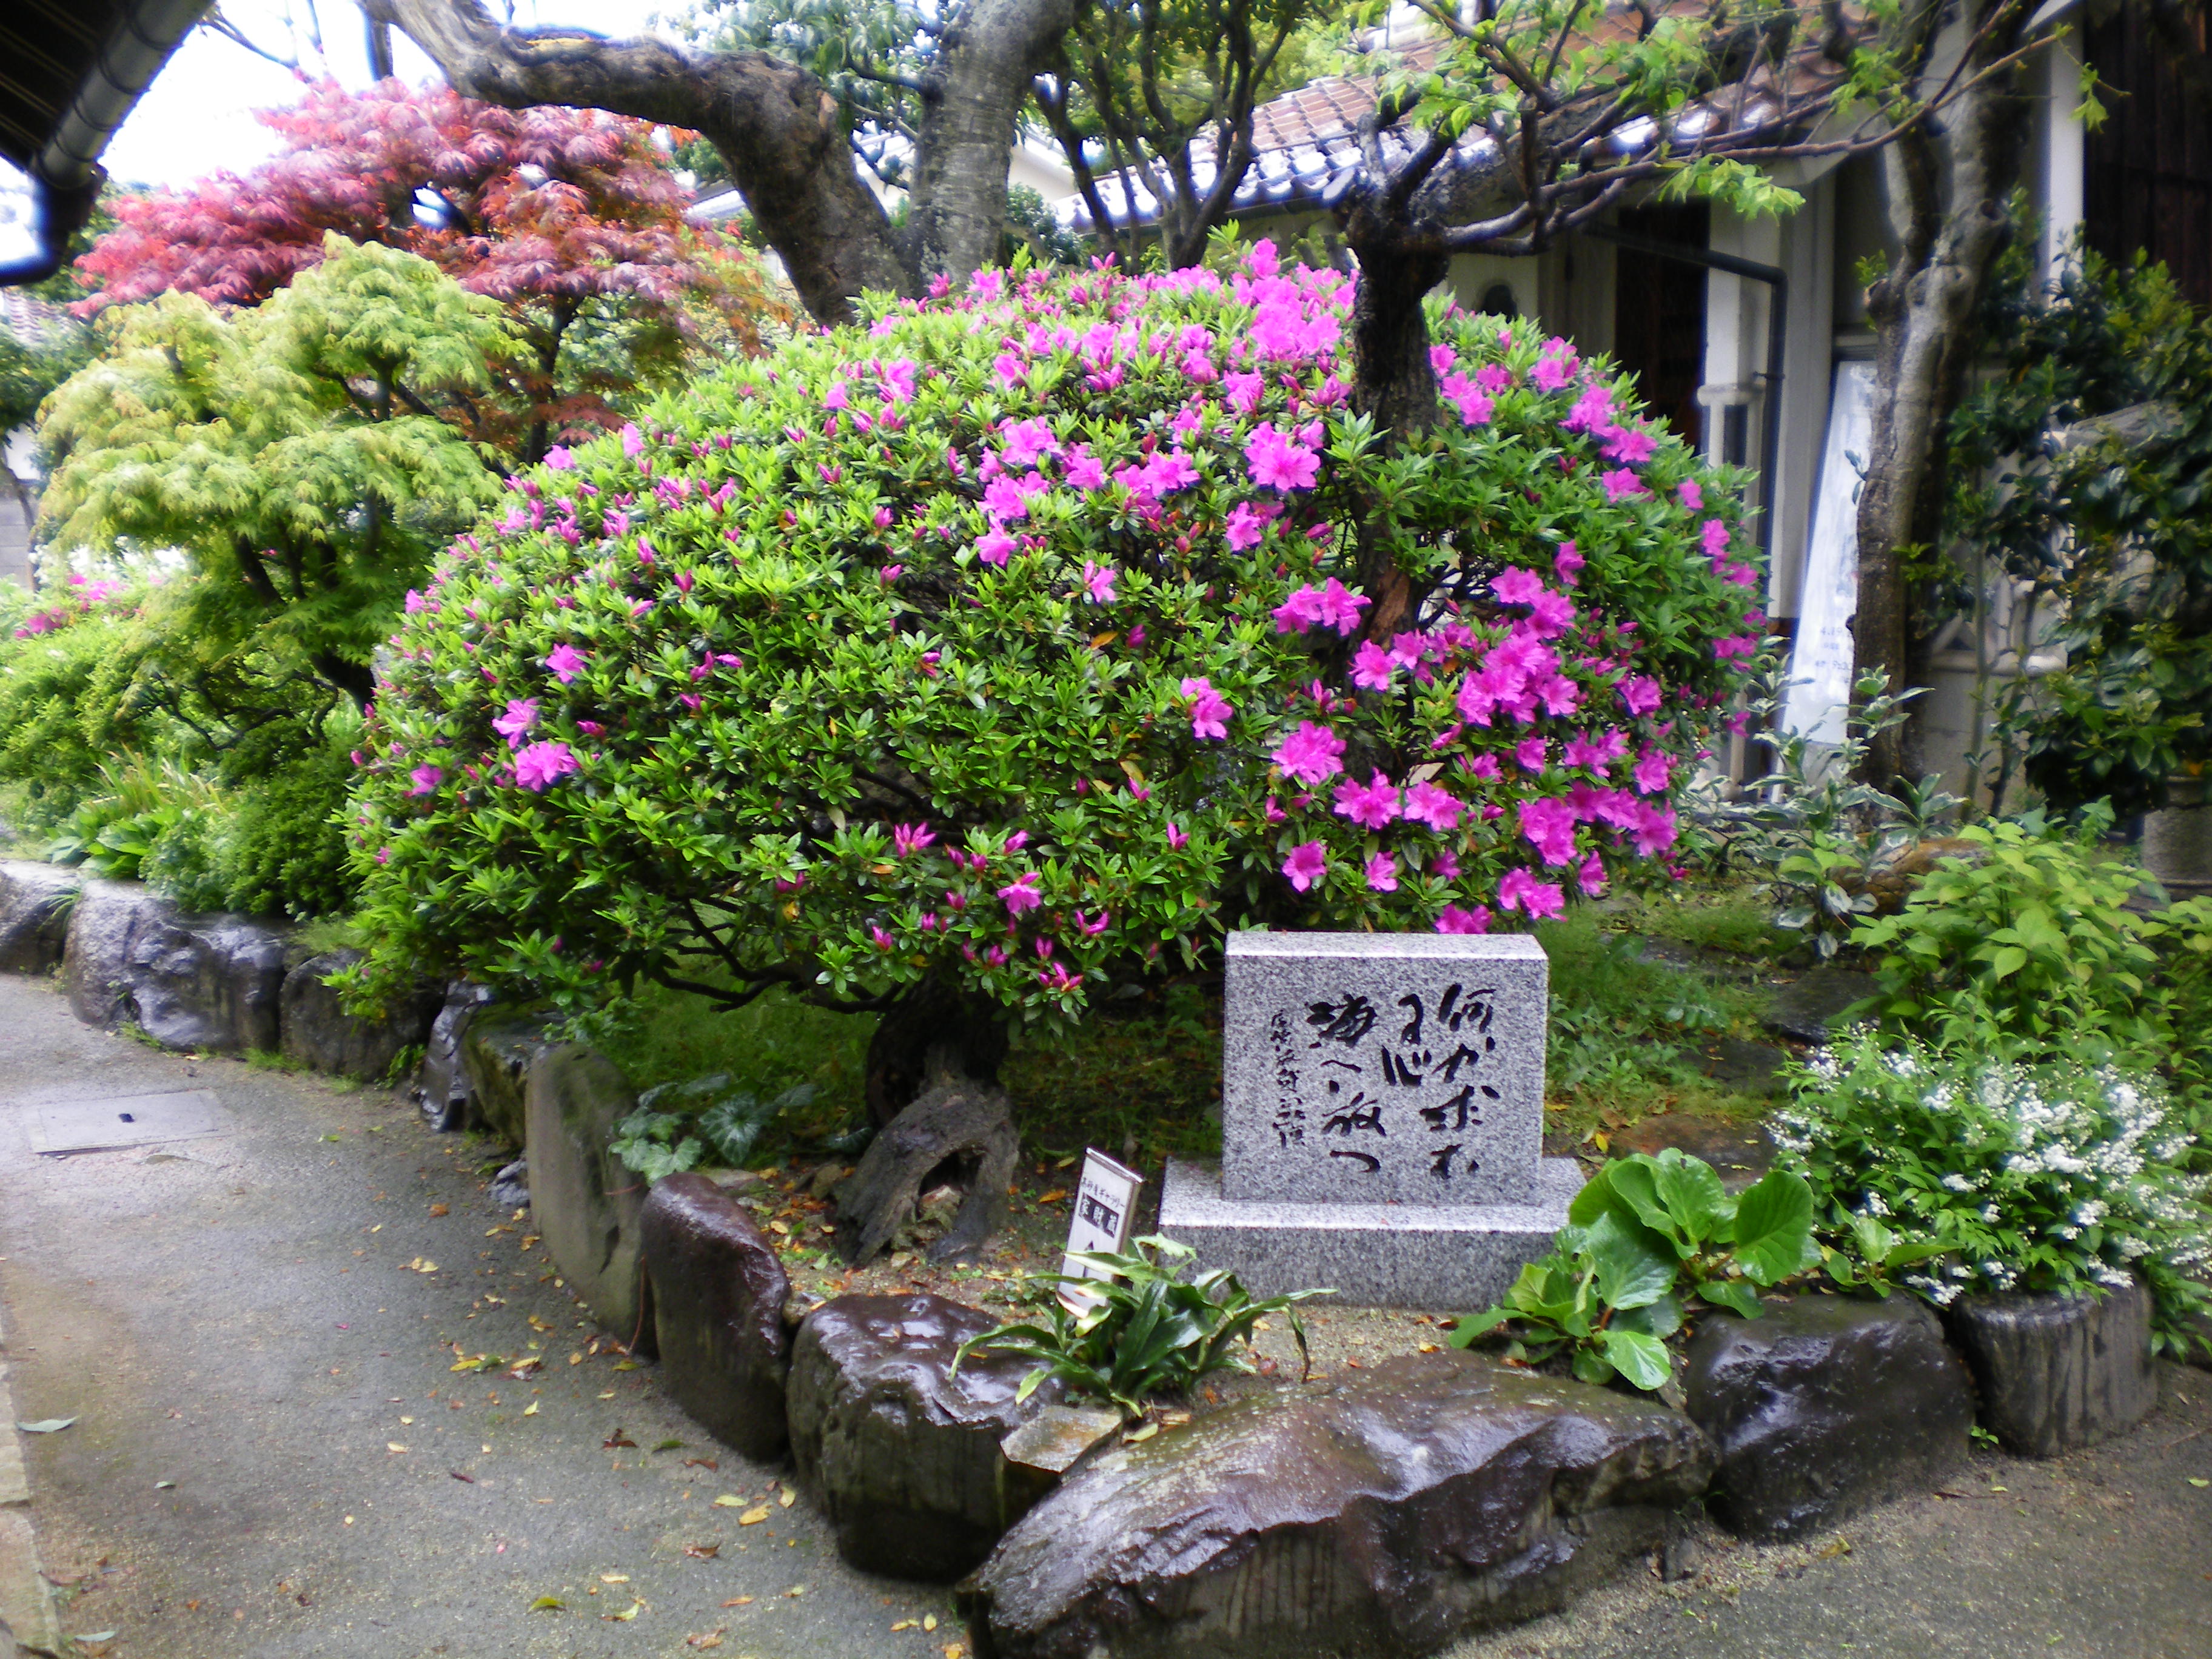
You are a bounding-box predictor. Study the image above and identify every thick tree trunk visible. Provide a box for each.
[367,0,911,324]
[903,0,1077,283]
[1854,15,2031,787]
[862,977,1010,1128]
[1344,235,1450,645]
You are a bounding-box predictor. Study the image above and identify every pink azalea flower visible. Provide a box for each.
[1632,748,1674,794]
[1430,850,1461,879]
[1273,585,1326,633]
[1333,771,1401,831]
[1554,540,1585,586]
[997,872,1044,914]
[1364,851,1399,893]
[543,446,575,471]
[1225,501,1272,550]
[1528,589,1577,639]
[870,925,896,950]
[1181,677,1233,740]
[1166,823,1189,850]
[1601,423,1658,465]
[1352,641,1395,690]
[408,765,443,797]
[984,476,1031,520]
[1272,720,1346,786]
[1435,904,1490,935]
[374,847,390,865]
[1440,370,1493,426]
[1627,800,1680,856]
[1601,468,1647,503]
[513,739,580,791]
[1515,736,1549,773]
[1315,578,1369,637]
[1402,780,1466,832]
[1498,868,1565,920]
[1244,423,1320,492]
[674,569,695,594]
[999,417,1061,468]
[492,697,540,746]
[1082,561,1118,605]
[1281,840,1329,892]
[893,823,936,857]
[1492,566,1546,607]
[1519,796,1581,865]
[1679,479,1704,511]
[1224,370,1265,414]
[545,644,585,683]
[976,526,1018,567]
[1618,675,1663,716]
[1701,518,1731,558]
[1065,447,1106,491]
[1475,363,1512,396]
[1578,853,1609,897]
[1714,635,1758,660]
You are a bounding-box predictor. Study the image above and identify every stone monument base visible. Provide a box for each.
[1158,1158,1584,1312]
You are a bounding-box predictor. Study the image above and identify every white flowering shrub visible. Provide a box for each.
[1777,1030,2210,1346]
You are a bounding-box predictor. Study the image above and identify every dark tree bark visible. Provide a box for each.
[862,976,1011,1128]
[1854,4,2034,787]
[367,0,913,323]
[903,0,1078,281]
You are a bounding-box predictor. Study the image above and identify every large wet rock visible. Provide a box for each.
[414,981,495,1132]
[961,1350,1714,1658]
[642,1173,791,1463]
[1684,1293,1972,1541]
[62,880,289,1052]
[462,1013,555,1144]
[279,950,441,1079]
[526,1044,651,1343]
[788,1293,1061,1581]
[129,911,291,1053]
[1946,1279,2156,1457]
[62,879,169,1028]
[0,860,78,974]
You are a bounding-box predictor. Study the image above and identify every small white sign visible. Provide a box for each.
[1059,1149,1144,1312]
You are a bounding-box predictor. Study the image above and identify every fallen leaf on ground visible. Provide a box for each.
[738,1506,771,1525]
[1036,1188,1067,1204]
[777,1487,796,1509]
[614,1360,639,1372]
[944,1645,967,1659]
[528,1596,564,1612]
[2191,1478,2210,1489]
[597,1390,617,1400]
[600,1574,629,1584]
[654,1438,685,1452]
[18,1418,76,1434]
[602,1601,643,1622]
[428,1204,449,1218]
[387,1443,409,1453]
[892,1620,917,1632]
[923,1614,937,1631]
[569,1352,585,1366]
[685,1458,719,1471]
[523,1401,540,1416]
[603,1430,638,1449]
[449,1470,474,1483]
[683,1543,720,1560]
[72,1634,117,1644]
[783,1585,806,1598]
[721,1597,753,1607]
[508,1358,543,1379]
[685,1634,725,1650]
[712,1494,744,1508]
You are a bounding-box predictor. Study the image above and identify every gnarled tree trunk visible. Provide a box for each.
[1854,5,2034,787]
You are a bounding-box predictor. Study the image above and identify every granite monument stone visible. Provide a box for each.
[1159,931,1580,1309]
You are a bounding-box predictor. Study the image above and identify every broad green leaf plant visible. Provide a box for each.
[1451,1149,1817,1391]
[956,1235,1327,1419]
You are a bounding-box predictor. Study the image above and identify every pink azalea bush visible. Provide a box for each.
[344,247,1761,1019]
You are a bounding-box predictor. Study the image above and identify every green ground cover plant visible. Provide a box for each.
[1775,1031,2211,1349]
[1450,1148,1817,1390]
[956,1234,1326,1418]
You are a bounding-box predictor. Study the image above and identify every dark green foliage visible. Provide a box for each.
[1947,241,2212,815]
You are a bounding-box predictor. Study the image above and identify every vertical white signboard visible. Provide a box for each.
[1059,1149,1144,1312]
[1782,361,1877,746]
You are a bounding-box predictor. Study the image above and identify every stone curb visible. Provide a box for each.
[0,1303,58,1656]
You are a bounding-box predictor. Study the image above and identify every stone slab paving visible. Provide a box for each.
[0,973,951,1659]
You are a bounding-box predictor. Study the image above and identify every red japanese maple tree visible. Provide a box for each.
[77,79,783,460]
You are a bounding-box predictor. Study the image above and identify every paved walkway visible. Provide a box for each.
[0,972,2206,1659]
